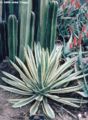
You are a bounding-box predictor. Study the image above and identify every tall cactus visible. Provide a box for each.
[1,0,58,62]
[19,0,32,60]
[36,0,49,48]
[2,0,14,21]
[46,1,58,53]
[8,15,18,61]
[34,0,58,52]
[29,12,35,49]
[0,22,3,60]
[9,0,14,14]
[0,21,8,59]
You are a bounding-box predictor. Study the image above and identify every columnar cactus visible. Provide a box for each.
[2,0,16,21]
[46,1,58,53]
[36,0,49,48]
[29,12,35,49]
[8,15,18,61]
[34,0,58,53]
[1,0,58,61]
[19,0,32,60]
[0,21,8,60]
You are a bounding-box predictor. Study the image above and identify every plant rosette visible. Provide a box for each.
[0,43,88,119]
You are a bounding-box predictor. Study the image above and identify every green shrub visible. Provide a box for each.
[0,43,87,119]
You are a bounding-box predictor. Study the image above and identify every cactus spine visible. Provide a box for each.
[8,15,18,61]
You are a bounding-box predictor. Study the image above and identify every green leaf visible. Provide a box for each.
[77,92,88,98]
[0,85,31,95]
[34,42,41,67]
[43,98,55,119]
[38,63,42,88]
[30,101,40,116]
[46,94,79,108]
[10,60,35,88]
[11,95,36,108]
[2,71,25,84]
[27,46,37,78]
[50,85,83,94]
[64,33,73,55]
[35,95,43,102]
[51,71,82,88]
[49,58,75,83]
[2,77,31,92]
[24,47,37,81]
[15,57,33,80]
[41,49,46,81]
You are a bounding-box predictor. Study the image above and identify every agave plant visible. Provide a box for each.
[0,43,87,119]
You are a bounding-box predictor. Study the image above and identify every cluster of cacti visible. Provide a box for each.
[0,0,58,61]
[34,0,58,53]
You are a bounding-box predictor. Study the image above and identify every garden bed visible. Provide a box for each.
[0,88,88,120]
[0,60,88,120]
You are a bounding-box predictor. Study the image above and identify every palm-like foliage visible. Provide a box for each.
[0,43,87,119]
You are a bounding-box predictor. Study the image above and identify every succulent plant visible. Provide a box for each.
[0,21,8,60]
[57,0,88,47]
[19,0,32,60]
[0,43,87,119]
[8,15,18,61]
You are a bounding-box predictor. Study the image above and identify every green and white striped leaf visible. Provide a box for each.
[43,99,55,119]
[30,101,40,116]
[12,95,36,108]
[2,77,30,91]
[46,94,79,108]
[0,85,31,95]
[49,85,83,94]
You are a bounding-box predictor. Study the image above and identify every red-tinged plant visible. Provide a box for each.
[69,34,82,49]
[75,1,81,9]
[85,13,88,19]
[86,32,88,38]
[70,43,73,49]
[73,36,77,46]
[57,0,88,57]
[62,1,68,10]
[78,33,82,45]
[82,25,87,32]
[71,0,75,5]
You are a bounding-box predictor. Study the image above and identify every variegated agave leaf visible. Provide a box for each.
[0,43,87,119]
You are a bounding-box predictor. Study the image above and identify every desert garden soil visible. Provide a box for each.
[0,60,88,120]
